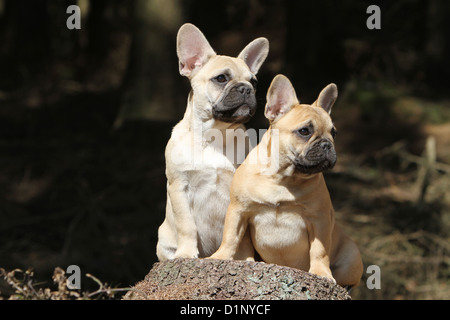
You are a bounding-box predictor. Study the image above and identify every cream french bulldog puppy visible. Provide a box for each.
[209,75,363,288]
[156,23,269,261]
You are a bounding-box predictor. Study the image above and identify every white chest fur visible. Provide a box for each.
[250,205,310,269]
[187,167,234,255]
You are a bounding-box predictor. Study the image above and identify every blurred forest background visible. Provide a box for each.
[0,0,449,300]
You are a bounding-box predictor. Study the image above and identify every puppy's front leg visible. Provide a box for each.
[308,221,335,282]
[208,203,249,260]
[168,180,199,259]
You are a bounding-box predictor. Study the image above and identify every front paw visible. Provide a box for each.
[207,250,233,260]
[174,246,199,259]
[309,266,336,284]
[327,275,337,284]
[206,253,227,260]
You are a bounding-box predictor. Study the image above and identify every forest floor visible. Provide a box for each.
[0,82,449,300]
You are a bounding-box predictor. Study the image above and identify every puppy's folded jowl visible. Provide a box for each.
[293,137,337,174]
[212,81,257,123]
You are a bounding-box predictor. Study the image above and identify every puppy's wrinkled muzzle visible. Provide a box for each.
[294,139,337,174]
[212,83,257,123]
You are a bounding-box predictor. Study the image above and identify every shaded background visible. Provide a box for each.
[0,0,449,299]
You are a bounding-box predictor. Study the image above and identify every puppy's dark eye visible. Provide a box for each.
[298,128,311,136]
[250,77,258,88]
[215,74,227,83]
[331,127,337,139]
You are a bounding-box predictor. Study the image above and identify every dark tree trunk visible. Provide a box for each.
[113,0,184,128]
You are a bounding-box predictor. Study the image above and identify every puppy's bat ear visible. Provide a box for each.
[314,83,338,114]
[176,23,216,78]
[237,37,269,75]
[264,75,299,123]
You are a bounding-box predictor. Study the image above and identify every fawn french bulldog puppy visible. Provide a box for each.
[209,75,363,288]
[156,23,269,261]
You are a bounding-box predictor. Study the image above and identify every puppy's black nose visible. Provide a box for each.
[237,85,252,96]
[320,140,332,151]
